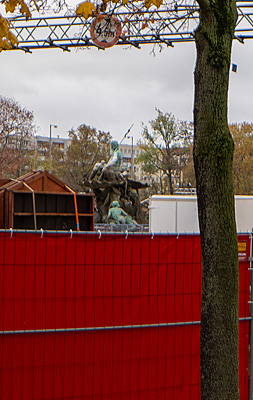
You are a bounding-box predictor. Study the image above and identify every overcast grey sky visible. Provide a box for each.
[1,22,253,144]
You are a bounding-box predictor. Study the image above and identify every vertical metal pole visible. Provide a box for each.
[127,135,134,179]
[49,124,52,161]
[49,124,57,174]
[33,137,37,170]
[131,136,134,180]
[249,228,253,400]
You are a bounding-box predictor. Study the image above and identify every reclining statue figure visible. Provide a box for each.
[107,201,134,225]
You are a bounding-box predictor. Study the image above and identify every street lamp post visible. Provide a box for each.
[49,124,57,172]
[127,135,134,179]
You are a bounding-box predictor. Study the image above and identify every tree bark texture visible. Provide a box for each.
[193,0,239,399]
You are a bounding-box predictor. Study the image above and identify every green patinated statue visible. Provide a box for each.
[107,201,133,224]
[103,140,122,172]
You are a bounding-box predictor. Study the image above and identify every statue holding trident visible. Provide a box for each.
[84,123,149,226]
[103,140,123,172]
[101,123,134,174]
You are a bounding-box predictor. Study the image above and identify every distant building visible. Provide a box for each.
[2,132,33,151]
[1,133,71,156]
[33,135,71,159]
[119,143,142,180]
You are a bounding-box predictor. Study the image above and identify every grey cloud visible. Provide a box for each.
[0,38,252,144]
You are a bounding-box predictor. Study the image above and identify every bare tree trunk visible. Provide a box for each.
[193,0,239,399]
[168,166,174,194]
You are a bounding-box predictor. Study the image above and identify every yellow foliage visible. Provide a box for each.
[7,30,19,45]
[0,37,13,52]
[20,0,31,18]
[0,15,10,38]
[0,37,13,51]
[0,14,19,51]
[5,0,17,13]
[4,0,31,17]
[76,1,96,19]
[121,0,139,3]
[0,0,31,51]
[145,0,163,8]
[153,0,163,7]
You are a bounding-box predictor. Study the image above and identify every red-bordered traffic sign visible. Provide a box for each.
[90,15,121,48]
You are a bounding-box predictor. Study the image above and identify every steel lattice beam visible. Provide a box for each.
[7,1,253,52]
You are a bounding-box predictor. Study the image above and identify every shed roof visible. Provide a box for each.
[0,170,75,193]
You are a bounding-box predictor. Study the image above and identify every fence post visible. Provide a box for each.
[249,228,253,400]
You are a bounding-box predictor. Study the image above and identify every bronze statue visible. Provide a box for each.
[83,136,149,224]
[107,201,133,224]
[102,140,122,173]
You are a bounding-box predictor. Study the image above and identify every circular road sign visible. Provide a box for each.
[90,15,122,48]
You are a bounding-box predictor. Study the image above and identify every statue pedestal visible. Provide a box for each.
[94,223,149,233]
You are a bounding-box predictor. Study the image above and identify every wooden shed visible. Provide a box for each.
[0,170,94,231]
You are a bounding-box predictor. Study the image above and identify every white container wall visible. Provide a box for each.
[149,195,253,233]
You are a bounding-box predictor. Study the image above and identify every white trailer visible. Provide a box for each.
[149,195,253,233]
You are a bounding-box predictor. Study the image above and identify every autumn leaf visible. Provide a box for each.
[153,0,163,7]
[76,1,96,19]
[144,0,152,8]
[0,14,19,50]
[0,0,31,51]
[5,0,31,17]
[141,21,148,29]
[7,30,19,45]
[5,0,17,13]
[0,15,10,37]
[145,0,163,8]
[20,0,31,18]
[0,37,13,51]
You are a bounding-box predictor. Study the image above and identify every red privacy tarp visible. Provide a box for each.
[0,231,251,399]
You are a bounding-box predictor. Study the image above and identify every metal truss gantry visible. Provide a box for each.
[8,1,253,52]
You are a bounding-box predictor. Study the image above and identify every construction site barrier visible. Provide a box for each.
[0,231,251,399]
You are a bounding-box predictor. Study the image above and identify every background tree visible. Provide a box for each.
[136,144,165,192]
[182,143,196,188]
[152,120,253,196]
[230,122,253,195]
[193,0,239,398]
[136,109,193,194]
[0,95,35,178]
[51,124,111,191]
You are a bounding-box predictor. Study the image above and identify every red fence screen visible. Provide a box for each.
[0,231,251,399]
